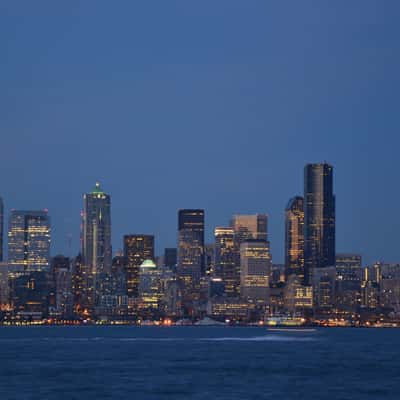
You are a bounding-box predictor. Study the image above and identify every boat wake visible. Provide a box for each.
[198,335,317,342]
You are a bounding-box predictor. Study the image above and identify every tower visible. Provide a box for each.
[285,196,304,280]
[124,234,155,298]
[8,210,51,271]
[177,209,205,310]
[81,182,112,275]
[304,163,335,285]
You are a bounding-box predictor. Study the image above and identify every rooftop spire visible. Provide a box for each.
[91,182,104,194]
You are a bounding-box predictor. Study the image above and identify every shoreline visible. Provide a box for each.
[1,322,400,328]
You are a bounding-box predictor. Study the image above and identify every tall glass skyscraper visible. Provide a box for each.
[81,183,112,275]
[177,209,205,308]
[124,234,154,298]
[214,227,237,296]
[8,210,51,271]
[304,163,335,285]
[285,196,304,280]
[240,239,271,304]
[230,214,269,290]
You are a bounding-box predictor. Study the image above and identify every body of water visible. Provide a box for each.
[0,326,399,399]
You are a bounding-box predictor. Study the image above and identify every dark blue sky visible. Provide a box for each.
[1,1,399,264]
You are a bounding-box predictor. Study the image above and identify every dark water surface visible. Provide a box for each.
[0,326,399,399]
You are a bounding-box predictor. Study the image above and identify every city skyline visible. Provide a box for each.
[1,161,399,325]
[0,161,396,266]
[2,3,400,399]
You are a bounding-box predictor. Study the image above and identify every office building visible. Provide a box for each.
[50,255,73,319]
[312,266,336,313]
[304,163,335,285]
[231,214,268,242]
[336,254,362,281]
[164,248,177,269]
[214,227,238,296]
[285,196,304,279]
[71,254,94,316]
[81,182,112,275]
[8,210,51,271]
[284,275,313,314]
[240,239,271,304]
[231,214,269,294]
[124,234,154,298]
[10,271,50,319]
[380,263,400,312]
[335,254,362,312]
[204,243,215,274]
[177,209,205,308]
[138,259,162,312]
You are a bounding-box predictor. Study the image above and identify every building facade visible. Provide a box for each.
[231,214,268,242]
[285,196,304,280]
[81,183,112,275]
[304,163,335,285]
[240,239,271,304]
[8,210,51,271]
[214,227,237,296]
[124,235,155,299]
[164,248,177,269]
[177,209,205,309]
[138,259,162,314]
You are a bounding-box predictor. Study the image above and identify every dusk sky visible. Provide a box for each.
[1,1,399,264]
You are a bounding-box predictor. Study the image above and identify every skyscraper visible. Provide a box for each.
[214,227,237,296]
[231,214,268,242]
[51,255,73,319]
[124,234,154,298]
[285,196,304,279]
[138,259,162,314]
[304,163,335,285]
[177,209,205,308]
[8,210,51,271]
[81,182,112,275]
[231,214,269,291]
[336,254,362,282]
[240,239,271,304]
[335,254,362,312]
[164,248,177,269]
[0,197,3,262]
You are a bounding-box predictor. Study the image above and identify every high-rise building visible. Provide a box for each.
[285,196,304,279]
[379,263,400,312]
[214,227,237,296]
[50,255,73,319]
[231,214,269,292]
[10,271,50,319]
[335,254,362,312]
[204,243,215,274]
[336,254,362,281]
[304,163,335,285]
[177,209,205,308]
[0,197,3,262]
[240,239,271,304]
[231,214,268,242]
[81,183,112,275]
[124,234,154,298]
[312,266,336,313]
[71,254,93,316]
[8,210,51,271]
[164,248,177,269]
[284,275,313,314]
[138,259,162,313]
